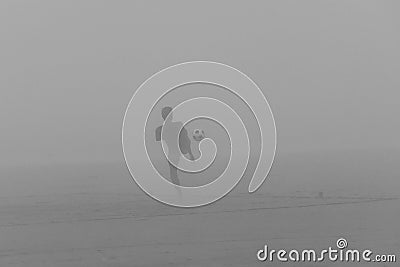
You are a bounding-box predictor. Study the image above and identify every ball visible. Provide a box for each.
[192,129,205,141]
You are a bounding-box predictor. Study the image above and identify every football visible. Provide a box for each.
[192,129,205,141]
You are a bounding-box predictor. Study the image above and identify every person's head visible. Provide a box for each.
[161,106,173,121]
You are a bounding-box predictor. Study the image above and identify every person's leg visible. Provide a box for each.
[168,162,182,198]
[188,151,195,161]
[168,162,180,186]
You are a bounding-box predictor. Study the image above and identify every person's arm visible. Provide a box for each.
[180,127,195,160]
[155,126,162,141]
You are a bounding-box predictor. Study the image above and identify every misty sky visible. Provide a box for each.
[1,1,399,167]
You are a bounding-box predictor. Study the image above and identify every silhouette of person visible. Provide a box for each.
[155,106,194,186]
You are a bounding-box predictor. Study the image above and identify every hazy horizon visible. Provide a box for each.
[1,2,400,266]
[1,1,400,168]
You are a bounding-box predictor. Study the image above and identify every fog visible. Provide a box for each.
[1,2,400,266]
[1,1,399,168]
